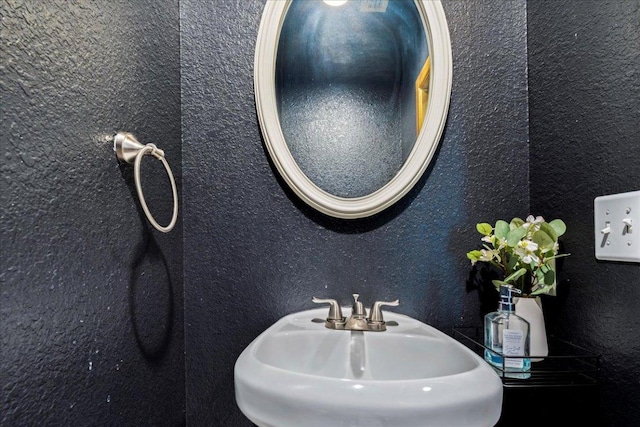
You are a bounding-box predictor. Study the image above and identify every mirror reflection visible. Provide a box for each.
[276,0,429,198]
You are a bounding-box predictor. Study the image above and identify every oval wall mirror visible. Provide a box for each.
[255,0,452,219]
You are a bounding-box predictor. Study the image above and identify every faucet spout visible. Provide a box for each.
[345,316,370,331]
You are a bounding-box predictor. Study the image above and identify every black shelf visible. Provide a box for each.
[453,326,600,388]
[454,326,603,425]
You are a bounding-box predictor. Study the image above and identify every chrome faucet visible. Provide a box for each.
[312,294,399,332]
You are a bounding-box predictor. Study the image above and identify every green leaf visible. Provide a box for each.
[548,257,556,270]
[531,284,553,296]
[494,220,510,239]
[549,219,567,237]
[544,269,556,286]
[467,250,482,261]
[533,270,544,287]
[532,230,555,251]
[510,217,525,229]
[540,221,558,242]
[504,267,527,283]
[545,253,571,261]
[491,279,508,291]
[476,223,493,236]
[506,226,527,247]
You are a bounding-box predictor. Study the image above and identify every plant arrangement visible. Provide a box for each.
[466,215,569,296]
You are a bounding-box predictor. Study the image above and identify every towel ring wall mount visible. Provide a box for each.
[114,132,178,233]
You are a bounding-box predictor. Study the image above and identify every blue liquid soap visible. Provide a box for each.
[484,285,531,379]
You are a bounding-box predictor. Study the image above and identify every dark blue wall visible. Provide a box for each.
[1,1,184,425]
[5,0,636,426]
[528,1,640,425]
[181,0,528,425]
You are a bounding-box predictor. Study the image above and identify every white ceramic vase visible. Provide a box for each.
[514,296,548,362]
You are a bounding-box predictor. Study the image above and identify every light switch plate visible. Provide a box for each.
[594,190,640,262]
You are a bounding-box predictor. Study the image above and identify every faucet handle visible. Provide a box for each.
[312,297,345,322]
[368,299,399,323]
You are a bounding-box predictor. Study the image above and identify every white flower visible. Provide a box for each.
[479,249,495,262]
[495,236,508,249]
[515,239,539,264]
[523,215,544,230]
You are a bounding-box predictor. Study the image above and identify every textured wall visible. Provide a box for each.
[181,0,528,424]
[528,1,640,425]
[1,1,184,425]
[17,0,639,425]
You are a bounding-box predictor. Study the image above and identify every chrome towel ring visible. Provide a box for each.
[113,132,178,233]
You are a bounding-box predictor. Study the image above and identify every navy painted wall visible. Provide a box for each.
[5,0,636,426]
[181,0,528,425]
[528,1,640,425]
[1,1,184,425]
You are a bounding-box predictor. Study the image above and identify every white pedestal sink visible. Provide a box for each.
[234,308,503,427]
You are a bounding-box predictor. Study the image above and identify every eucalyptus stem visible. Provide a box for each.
[466,215,568,297]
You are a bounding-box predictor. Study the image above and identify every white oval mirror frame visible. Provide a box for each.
[255,0,452,219]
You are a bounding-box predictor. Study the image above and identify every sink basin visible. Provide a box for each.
[234,308,503,427]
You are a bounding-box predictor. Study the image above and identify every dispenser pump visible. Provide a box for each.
[499,284,521,312]
[484,284,532,378]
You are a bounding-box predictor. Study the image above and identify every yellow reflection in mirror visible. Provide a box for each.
[415,56,431,134]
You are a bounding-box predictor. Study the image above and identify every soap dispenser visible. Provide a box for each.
[484,284,531,379]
